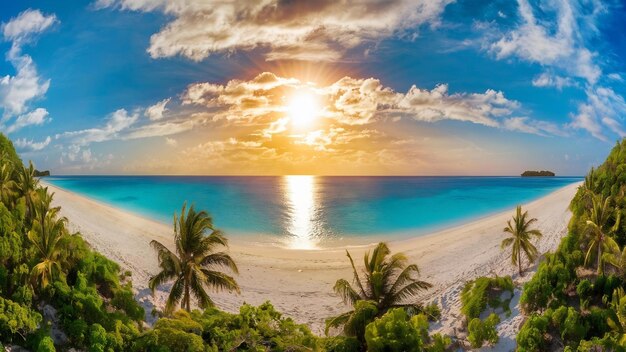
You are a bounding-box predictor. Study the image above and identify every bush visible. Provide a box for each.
[88,323,108,352]
[323,336,360,352]
[420,302,442,321]
[36,336,56,352]
[0,297,42,341]
[467,313,500,348]
[365,308,424,352]
[461,276,513,319]
[517,315,548,352]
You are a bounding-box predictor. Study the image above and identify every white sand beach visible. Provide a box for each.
[41,180,581,345]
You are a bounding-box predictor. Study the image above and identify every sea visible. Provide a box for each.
[44,176,582,249]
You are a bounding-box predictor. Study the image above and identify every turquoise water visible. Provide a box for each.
[45,176,581,248]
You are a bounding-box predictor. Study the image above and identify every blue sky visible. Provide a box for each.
[0,0,624,175]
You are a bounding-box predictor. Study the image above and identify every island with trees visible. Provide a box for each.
[521,170,555,177]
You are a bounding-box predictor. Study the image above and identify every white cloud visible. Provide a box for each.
[531,72,577,90]
[96,0,453,61]
[2,9,58,45]
[59,109,139,145]
[489,0,626,141]
[0,9,55,126]
[165,137,177,147]
[398,84,517,127]
[0,46,51,118]
[14,135,51,151]
[183,72,559,136]
[569,87,626,141]
[145,97,170,120]
[6,107,50,133]
[503,117,565,137]
[490,0,602,84]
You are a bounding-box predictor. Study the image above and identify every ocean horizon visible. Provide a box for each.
[44,175,582,249]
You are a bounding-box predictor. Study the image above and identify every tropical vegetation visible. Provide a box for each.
[501,205,543,276]
[8,132,626,351]
[516,140,626,350]
[148,203,240,314]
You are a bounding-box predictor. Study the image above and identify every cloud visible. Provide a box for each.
[532,72,577,90]
[503,117,565,137]
[6,107,50,133]
[488,0,626,141]
[96,0,453,61]
[184,72,533,132]
[165,137,177,147]
[14,135,51,151]
[490,0,602,84]
[2,9,58,45]
[145,97,170,120]
[59,109,139,145]
[0,9,55,124]
[569,86,626,141]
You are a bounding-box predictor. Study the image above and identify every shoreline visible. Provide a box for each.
[41,179,581,338]
[40,177,581,250]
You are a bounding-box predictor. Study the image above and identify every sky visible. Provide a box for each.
[0,0,625,176]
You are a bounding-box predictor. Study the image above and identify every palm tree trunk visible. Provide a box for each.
[518,251,523,276]
[598,239,603,275]
[184,276,191,312]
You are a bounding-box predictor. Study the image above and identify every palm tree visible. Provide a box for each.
[149,203,239,314]
[501,206,543,276]
[326,242,432,337]
[603,240,626,279]
[584,194,620,274]
[607,287,626,346]
[27,208,68,289]
[18,161,39,221]
[0,162,17,206]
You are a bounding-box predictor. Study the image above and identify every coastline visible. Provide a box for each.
[41,179,581,338]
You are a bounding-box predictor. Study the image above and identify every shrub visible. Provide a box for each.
[467,313,500,348]
[0,297,42,341]
[461,276,513,319]
[516,312,551,350]
[323,336,360,352]
[36,336,56,352]
[365,308,424,352]
[88,323,108,352]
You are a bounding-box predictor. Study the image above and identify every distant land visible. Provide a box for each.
[521,170,555,177]
[34,169,50,177]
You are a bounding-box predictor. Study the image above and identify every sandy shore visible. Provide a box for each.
[41,180,580,343]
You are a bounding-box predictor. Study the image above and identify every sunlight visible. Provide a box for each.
[283,175,318,249]
[286,90,320,128]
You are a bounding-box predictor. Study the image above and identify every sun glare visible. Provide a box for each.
[286,91,320,128]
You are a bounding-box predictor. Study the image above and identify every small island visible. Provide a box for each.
[33,169,50,177]
[521,170,555,177]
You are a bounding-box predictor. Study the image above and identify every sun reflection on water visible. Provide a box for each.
[283,175,319,249]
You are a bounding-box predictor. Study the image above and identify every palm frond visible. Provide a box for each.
[333,279,361,306]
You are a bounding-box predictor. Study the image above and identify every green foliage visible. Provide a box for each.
[0,134,22,168]
[516,140,626,349]
[517,315,549,352]
[0,297,42,342]
[322,336,360,352]
[327,242,431,338]
[36,336,56,352]
[418,302,441,322]
[134,302,319,352]
[467,313,500,348]
[461,276,513,319]
[364,308,424,352]
[363,308,451,352]
[88,323,108,352]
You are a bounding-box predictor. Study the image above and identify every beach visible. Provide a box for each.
[42,180,581,341]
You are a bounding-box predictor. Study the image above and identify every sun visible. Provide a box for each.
[286,90,320,128]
